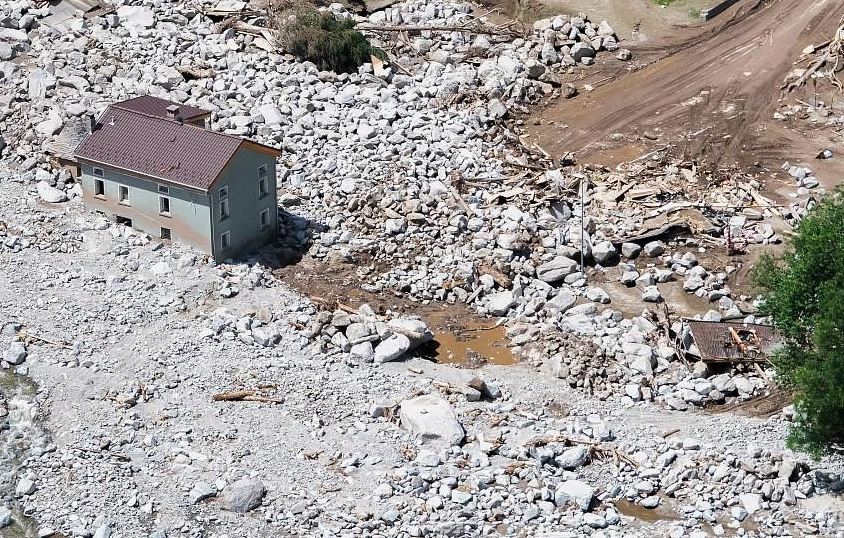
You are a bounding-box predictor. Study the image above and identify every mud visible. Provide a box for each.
[615,499,682,523]
[422,318,518,368]
[526,0,844,180]
[274,255,519,367]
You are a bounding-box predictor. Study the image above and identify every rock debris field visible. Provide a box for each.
[1,0,844,536]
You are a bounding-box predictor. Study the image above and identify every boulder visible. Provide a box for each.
[3,342,26,365]
[399,395,464,446]
[36,182,68,203]
[592,240,617,265]
[116,6,156,28]
[643,241,665,257]
[555,480,594,511]
[374,333,411,363]
[487,291,516,316]
[536,257,578,283]
[223,479,265,513]
[555,446,589,469]
[571,43,596,63]
[387,318,433,347]
[740,493,762,515]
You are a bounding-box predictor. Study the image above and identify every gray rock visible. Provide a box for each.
[223,478,266,513]
[621,242,641,258]
[586,287,610,304]
[399,395,464,446]
[740,493,762,515]
[28,69,56,100]
[374,333,411,363]
[0,507,11,528]
[592,240,617,265]
[555,480,593,511]
[643,241,665,257]
[536,257,578,283]
[189,482,216,504]
[116,6,156,28]
[487,291,516,316]
[487,99,508,119]
[93,525,112,538]
[3,342,26,365]
[555,446,589,469]
[15,478,35,496]
[571,43,596,62]
[641,286,661,302]
[387,318,433,347]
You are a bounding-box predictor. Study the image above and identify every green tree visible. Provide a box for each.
[753,188,844,456]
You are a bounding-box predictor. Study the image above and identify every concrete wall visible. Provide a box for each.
[209,148,278,260]
[79,162,213,255]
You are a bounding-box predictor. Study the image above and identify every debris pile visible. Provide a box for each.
[302,303,434,363]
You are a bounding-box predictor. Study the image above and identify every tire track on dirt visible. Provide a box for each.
[528,0,844,167]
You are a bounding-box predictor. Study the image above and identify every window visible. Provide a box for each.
[94,179,105,197]
[258,165,269,198]
[93,167,104,177]
[260,208,270,230]
[219,186,230,221]
[118,185,129,205]
[159,196,171,216]
[220,198,230,220]
[220,231,230,251]
[160,227,171,240]
[158,184,169,194]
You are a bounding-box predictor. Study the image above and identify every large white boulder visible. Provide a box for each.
[399,395,464,446]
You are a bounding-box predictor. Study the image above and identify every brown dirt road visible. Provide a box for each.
[526,0,844,182]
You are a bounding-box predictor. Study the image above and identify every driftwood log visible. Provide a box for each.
[212,390,285,404]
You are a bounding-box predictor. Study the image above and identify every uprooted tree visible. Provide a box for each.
[783,16,844,94]
[270,1,383,73]
[752,188,844,456]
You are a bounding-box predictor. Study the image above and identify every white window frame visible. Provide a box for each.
[260,208,270,230]
[94,179,105,197]
[220,231,231,251]
[159,195,171,217]
[118,184,130,205]
[258,165,269,199]
[219,186,230,221]
[158,184,169,194]
[93,167,104,177]
[220,197,230,221]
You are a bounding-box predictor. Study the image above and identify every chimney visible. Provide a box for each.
[85,113,97,133]
[166,104,180,119]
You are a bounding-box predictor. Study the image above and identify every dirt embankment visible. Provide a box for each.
[525,0,844,186]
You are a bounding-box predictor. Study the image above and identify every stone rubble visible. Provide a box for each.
[0,0,842,535]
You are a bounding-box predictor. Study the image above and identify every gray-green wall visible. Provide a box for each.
[79,162,213,254]
[79,147,278,262]
[209,149,278,260]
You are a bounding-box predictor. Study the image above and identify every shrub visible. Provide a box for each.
[275,7,382,73]
[752,188,844,456]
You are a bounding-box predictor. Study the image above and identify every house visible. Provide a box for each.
[74,96,281,262]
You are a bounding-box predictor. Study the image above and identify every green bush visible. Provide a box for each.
[752,188,844,456]
[277,8,382,73]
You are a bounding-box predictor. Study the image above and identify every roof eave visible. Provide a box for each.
[74,156,211,193]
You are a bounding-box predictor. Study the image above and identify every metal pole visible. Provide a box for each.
[580,178,585,270]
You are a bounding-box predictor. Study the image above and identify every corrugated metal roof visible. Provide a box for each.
[687,320,779,363]
[74,105,278,191]
[112,95,210,121]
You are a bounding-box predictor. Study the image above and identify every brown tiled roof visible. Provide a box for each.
[74,106,280,191]
[113,95,210,121]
